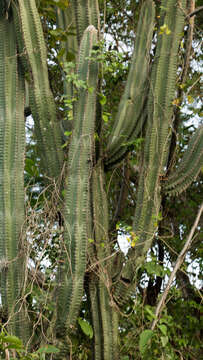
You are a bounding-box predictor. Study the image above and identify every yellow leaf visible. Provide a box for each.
[131,240,136,248]
[179,83,185,89]
[172,98,180,106]
[159,24,171,35]
[187,95,194,104]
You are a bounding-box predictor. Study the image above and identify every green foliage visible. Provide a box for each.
[0,330,59,359]
[139,330,154,356]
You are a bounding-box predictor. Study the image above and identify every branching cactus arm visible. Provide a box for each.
[55,2,78,133]
[164,125,203,195]
[112,0,187,306]
[105,0,155,168]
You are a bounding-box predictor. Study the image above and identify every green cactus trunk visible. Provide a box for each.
[112,0,187,306]
[88,164,119,359]
[17,0,64,179]
[0,17,28,341]
[55,25,99,336]
[106,0,155,167]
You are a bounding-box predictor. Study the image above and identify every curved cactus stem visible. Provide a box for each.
[105,0,155,167]
[105,105,148,170]
[0,17,29,342]
[17,0,64,179]
[55,26,99,335]
[164,125,203,195]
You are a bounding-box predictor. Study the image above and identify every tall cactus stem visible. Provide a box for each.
[0,17,28,342]
[105,0,155,167]
[17,0,64,179]
[55,25,99,335]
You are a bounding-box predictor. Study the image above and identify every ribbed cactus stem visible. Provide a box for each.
[0,17,28,341]
[89,276,103,359]
[55,3,78,133]
[73,0,100,44]
[164,125,203,195]
[17,0,64,179]
[89,164,119,359]
[55,25,99,335]
[112,0,187,306]
[133,0,187,245]
[105,0,155,167]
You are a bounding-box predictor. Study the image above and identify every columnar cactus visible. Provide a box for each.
[55,24,99,336]
[111,0,190,306]
[0,0,202,359]
[0,15,28,341]
[16,0,64,178]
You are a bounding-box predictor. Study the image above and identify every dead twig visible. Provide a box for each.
[151,201,203,330]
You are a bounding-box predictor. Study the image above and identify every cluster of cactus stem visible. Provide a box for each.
[0,0,202,358]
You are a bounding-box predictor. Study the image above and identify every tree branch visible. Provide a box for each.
[151,201,203,330]
[186,6,203,18]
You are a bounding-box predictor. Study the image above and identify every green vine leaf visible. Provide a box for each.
[78,318,93,339]
[139,330,154,355]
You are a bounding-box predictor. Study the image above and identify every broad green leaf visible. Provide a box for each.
[78,318,93,339]
[99,94,106,105]
[158,324,167,336]
[161,336,168,347]
[37,345,60,354]
[102,113,109,123]
[139,330,154,355]
[145,306,157,320]
[3,335,23,348]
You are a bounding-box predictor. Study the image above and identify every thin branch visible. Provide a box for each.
[186,6,203,18]
[151,201,203,330]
